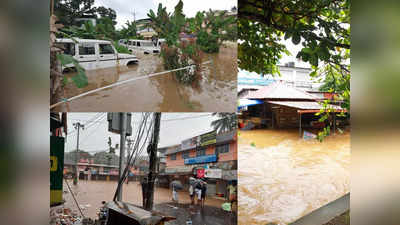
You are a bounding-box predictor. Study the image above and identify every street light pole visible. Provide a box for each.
[117,113,127,201]
[73,122,84,185]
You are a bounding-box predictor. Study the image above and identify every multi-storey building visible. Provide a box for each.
[161,130,237,198]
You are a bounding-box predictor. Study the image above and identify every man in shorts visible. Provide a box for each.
[195,180,202,205]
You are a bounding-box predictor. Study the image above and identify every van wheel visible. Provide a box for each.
[127,61,137,66]
[63,67,76,73]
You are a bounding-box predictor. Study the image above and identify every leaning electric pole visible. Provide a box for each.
[73,122,84,185]
[144,112,161,210]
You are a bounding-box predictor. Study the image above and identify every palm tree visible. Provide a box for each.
[211,113,237,134]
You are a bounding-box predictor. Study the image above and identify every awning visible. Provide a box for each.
[268,101,345,114]
[238,99,263,110]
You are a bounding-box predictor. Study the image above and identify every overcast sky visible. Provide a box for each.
[238,39,311,78]
[94,0,237,29]
[65,113,218,155]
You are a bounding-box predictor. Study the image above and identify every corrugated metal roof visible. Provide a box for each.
[268,101,343,110]
[216,130,236,144]
[246,82,318,100]
[165,131,236,155]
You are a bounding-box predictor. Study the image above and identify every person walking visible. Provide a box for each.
[201,180,207,208]
[194,179,202,206]
[228,181,236,203]
[172,185,178,203]
[189,180,195,205]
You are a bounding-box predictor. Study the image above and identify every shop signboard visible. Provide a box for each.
[184,154,217,165]
[181,136,198,150]
[199,131,216,146]
[205,168,222,179]
[222,170,237,180]
[50,136,65,206]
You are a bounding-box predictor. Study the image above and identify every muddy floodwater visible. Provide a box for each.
[63,180,224,219]
[238,129,350,225]
[57,43,237,112]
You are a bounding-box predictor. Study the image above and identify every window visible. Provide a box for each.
[137,41,141,47]
[103,168,109,174]
[79,43,95,55]
[196,148,206,157]
[62,43,75,56]
[216,144,230,154]
[182,151,190,159]
[99,44,115,54]
[170,153,176,160]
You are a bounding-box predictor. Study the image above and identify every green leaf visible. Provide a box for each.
[284,31,291,40]
[71,67,88,88]
[309,71,317,77]
[57,54,76,65]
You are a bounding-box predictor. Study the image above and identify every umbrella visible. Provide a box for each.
[189,177,197,185]
[170,180,183,190]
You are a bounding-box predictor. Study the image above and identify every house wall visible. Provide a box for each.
[273,105,300,128]
[166,140,237,168]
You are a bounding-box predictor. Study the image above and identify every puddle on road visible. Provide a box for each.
[238,129,350,225]
[56,44,237,112]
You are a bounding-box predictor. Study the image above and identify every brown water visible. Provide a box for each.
[238,129,350,225]
[63,180,224,219]
[56,44,237,112]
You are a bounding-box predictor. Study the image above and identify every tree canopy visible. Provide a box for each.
[211,113,237,134]
[55,0,117,27]
[239,0,350,74]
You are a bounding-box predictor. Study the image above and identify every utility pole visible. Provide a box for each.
[126,138,134,163]
[145,113,161,210]
[132,10,136,22]
[73,122,84,185]
[117,113,127,201]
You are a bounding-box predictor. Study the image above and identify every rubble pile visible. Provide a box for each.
[50,206,82,225]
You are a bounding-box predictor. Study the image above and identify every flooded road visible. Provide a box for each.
[57,43,237,112]
[238,129,350,225]
[63,180,224,219]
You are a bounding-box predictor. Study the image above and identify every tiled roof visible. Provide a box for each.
[246,82,318,100]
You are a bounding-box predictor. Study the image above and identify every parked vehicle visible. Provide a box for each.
[119,38,165,54]
[56,38,139,72]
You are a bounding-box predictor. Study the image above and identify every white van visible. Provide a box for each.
[56,38,139,72]
[125,39,160,54]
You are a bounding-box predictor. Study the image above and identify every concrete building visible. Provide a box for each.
[162,130,237,198]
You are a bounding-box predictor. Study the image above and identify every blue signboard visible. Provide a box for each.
[184,154,217,165]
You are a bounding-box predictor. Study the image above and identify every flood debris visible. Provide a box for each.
[50,206,83,225]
